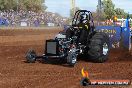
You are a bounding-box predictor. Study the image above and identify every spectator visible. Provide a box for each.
[0,9,68,27]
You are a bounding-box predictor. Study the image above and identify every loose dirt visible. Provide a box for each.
[0,28,131,88]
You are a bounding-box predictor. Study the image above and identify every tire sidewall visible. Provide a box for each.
[88,32,110,63]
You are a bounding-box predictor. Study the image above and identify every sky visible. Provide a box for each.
[45,0,132,17]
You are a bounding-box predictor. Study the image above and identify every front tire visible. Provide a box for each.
[88,32,110,63]
[26,49,37,63]
[67,50,77,67]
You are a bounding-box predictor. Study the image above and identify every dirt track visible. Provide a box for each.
[0,28,132,88]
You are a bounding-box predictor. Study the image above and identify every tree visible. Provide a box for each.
[70,7,80,19]
[0,0,17,10]
[130,14,132,18]
[102,0,116,19]
[115,8,127,18]
[96,0,129,20]
[18,0,47,12]
[0,0,47,12]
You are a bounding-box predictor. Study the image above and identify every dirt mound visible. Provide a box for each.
[0,28,132,88]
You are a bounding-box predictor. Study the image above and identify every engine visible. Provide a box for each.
[45,33,69,57]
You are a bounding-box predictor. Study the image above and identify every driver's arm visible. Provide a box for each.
[66,27,74,39]
[78,21,89,30]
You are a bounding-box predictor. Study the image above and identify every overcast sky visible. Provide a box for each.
[45,0,132,17]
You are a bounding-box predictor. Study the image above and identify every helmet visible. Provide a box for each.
[80,13,88,23]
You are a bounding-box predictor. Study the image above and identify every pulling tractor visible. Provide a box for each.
[26,10,131,66]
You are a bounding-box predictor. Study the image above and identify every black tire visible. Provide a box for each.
[26,50,37,63]
[88,32,110,63]
[67,51,77,67]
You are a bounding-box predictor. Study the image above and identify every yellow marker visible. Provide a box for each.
[79,27,83,29]
[85,25,89,30]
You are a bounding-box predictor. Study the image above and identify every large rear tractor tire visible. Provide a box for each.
[88,32,110,63]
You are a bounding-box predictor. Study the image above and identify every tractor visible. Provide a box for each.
[26,10,131,66]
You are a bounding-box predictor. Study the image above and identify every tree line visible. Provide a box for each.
[0,0,47,12]
[70,0,132,20]
[101,0,129,20]
[0,0,131,20]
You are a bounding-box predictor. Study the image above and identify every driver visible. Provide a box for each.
[77,13,90,44]
[66,13,94,45]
